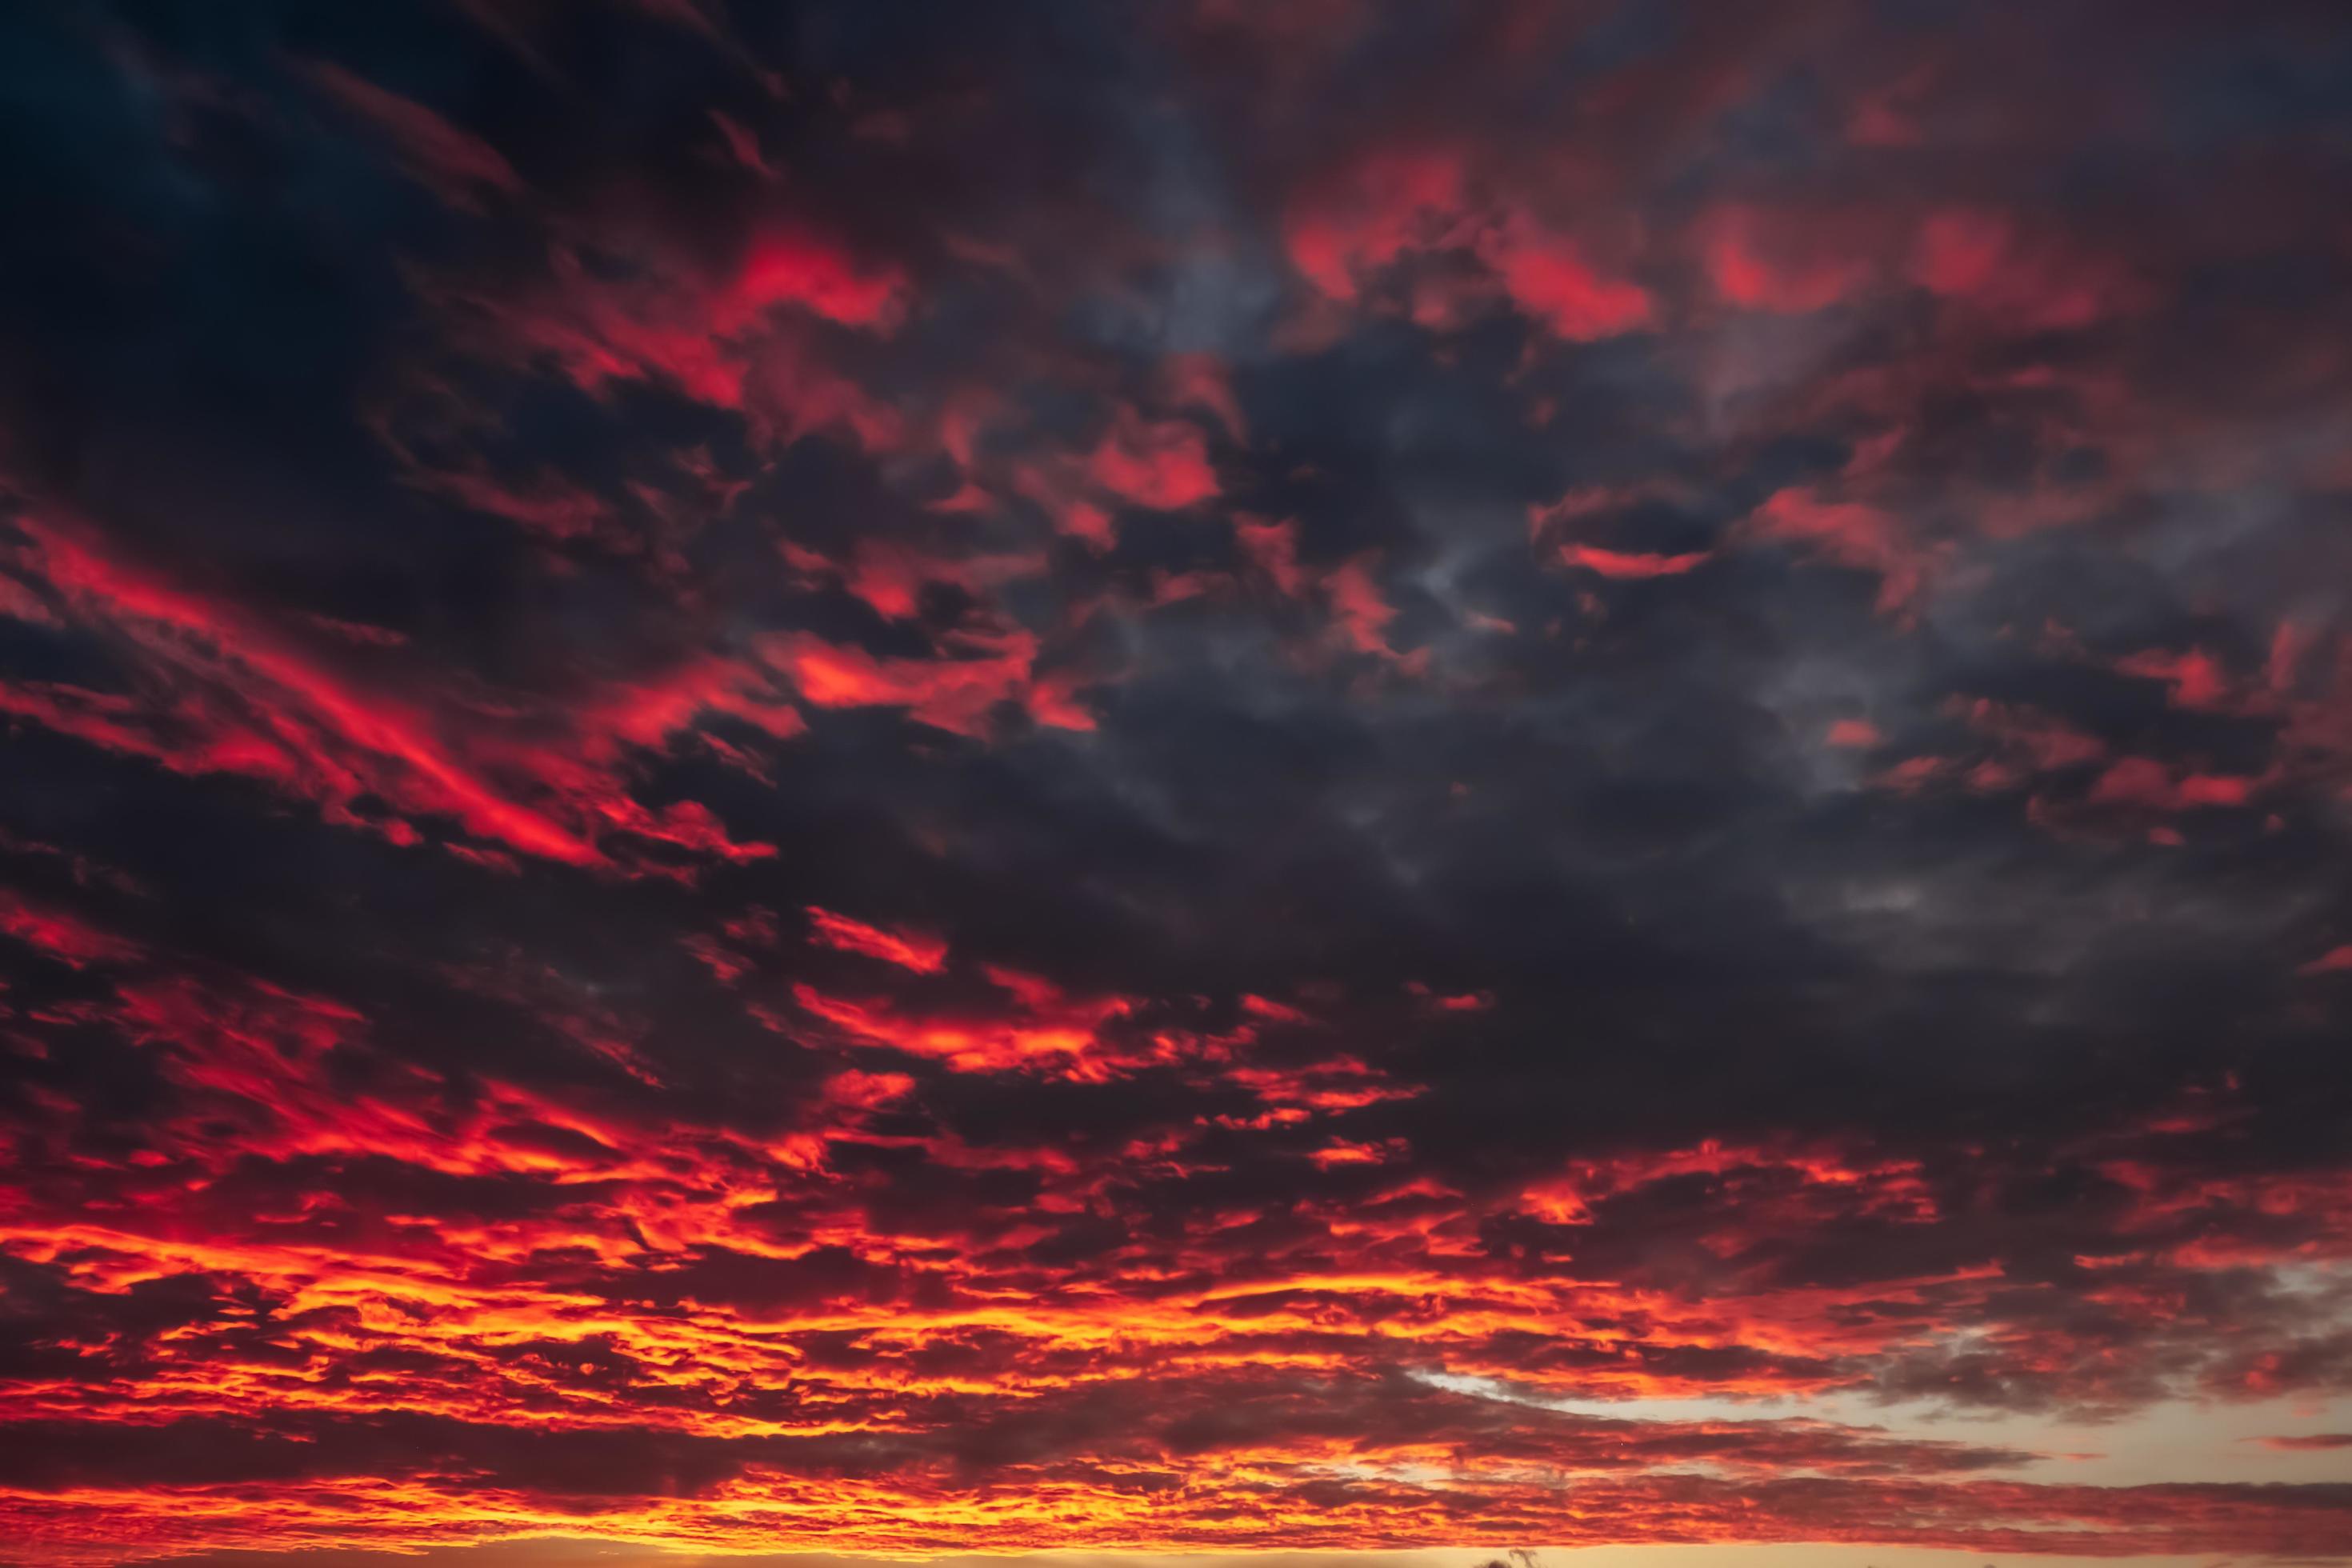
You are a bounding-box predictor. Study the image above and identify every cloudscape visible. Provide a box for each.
[1,2,2350,1563]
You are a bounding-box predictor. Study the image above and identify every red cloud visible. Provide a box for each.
[2250,1432,2352,1450]
[1159,353,1248,444]
[1825,718,1883,749]
[1086,408,1221,510]
[415,220,906,455]
[0,890,142,970]
[790,974,1138,1078]
[763,626,1093,737]
[1743,486,1934,614]
[1558,543,1710,579]
[1285,148,1650,342]
[2087,758,2260,813]
[1910,207,2143,330]
[1285,147,1467,302]
[732,230,909,331]
[1702,204,1877,314]
[2117,646,2234,711]
[0,512,786,872]
[1476,217,1654,340]
[1234,515,1306,596]
[302,62,521,214]
[1325,554,1400,656]
[806,906,950,974]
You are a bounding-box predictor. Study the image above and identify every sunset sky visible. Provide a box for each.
[2,2,2350,1564]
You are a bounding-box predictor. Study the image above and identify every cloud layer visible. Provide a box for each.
[1,1,2350,1561]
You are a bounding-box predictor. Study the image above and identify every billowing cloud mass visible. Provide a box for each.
[2,2,2350,1565]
